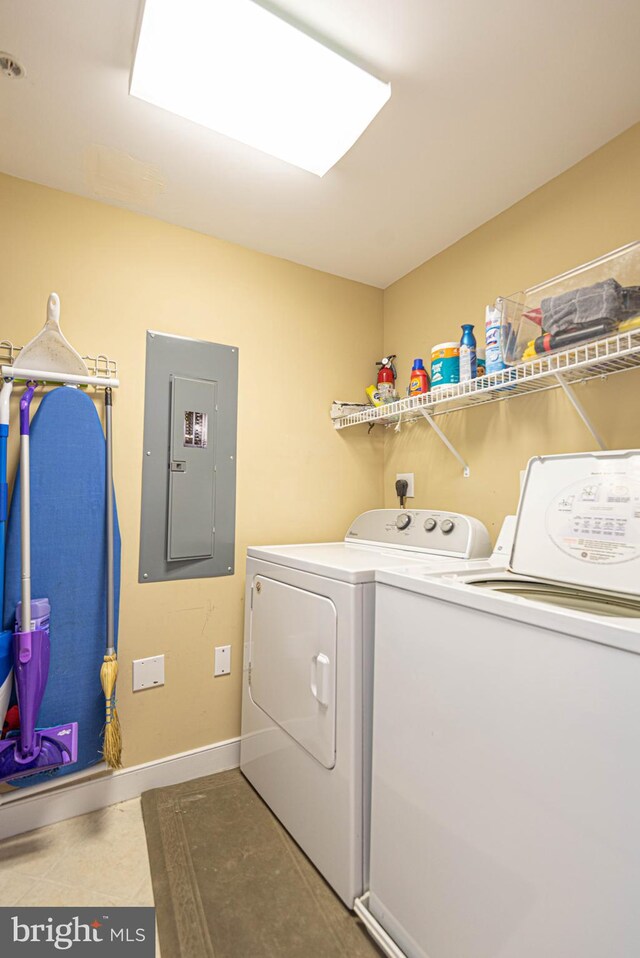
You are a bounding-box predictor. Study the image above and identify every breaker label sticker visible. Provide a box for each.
[546,474,640,564]
[183,410,208,448]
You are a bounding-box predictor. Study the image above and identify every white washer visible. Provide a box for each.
[240,508,491,907]
[360,450,640,958]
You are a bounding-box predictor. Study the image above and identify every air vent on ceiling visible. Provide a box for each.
[0,54,25,79]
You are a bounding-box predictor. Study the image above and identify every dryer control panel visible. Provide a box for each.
[345,509,491,559]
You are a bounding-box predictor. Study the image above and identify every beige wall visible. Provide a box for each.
[0,172,384,767]
[382,122,640,542]
[2,118,638,770]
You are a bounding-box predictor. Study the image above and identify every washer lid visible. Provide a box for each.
[511,450,640,596]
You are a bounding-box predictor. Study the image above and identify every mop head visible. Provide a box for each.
[101,653,122,770]
[0,722,79,783]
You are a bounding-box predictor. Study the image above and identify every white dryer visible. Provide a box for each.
[240,509,491,907]
[360,450,640,958]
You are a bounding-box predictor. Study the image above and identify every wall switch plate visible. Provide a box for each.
[396,473,415,497]
[214,645,231,676]
[133,655,165,691]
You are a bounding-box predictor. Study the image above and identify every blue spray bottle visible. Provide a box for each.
[459,324,477,381]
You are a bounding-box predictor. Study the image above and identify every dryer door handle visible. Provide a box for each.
[310,653,331,708]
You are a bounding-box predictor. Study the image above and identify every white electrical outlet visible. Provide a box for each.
[215,645,231,676]
[133,655,165,691]
[396,473,415,498]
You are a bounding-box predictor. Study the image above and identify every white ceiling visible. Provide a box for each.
[1,0,639,288]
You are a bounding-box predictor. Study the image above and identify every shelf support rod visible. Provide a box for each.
[554,373,606,450]
[419,409,470,477]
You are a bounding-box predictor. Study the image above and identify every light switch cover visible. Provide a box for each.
[133,655,165,691]
[214,645,231,676]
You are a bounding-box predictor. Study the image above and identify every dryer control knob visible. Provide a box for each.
[441,518,455,535]
[424,517,437,532]
[396,513,412,530]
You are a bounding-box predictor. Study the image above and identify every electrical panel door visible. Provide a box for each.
[139,331,238,583]
[167,376,217,561]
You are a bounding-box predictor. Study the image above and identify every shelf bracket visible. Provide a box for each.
[555,373,606,450]
[419,409,470,477]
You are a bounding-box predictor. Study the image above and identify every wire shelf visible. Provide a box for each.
[0,341,118,388]
[333,329,640,429]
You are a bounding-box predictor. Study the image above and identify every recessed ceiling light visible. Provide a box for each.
[130,0,391,176]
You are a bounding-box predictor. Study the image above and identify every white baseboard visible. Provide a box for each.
[0,736,240,840]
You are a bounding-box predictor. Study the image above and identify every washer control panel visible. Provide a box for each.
[512,450,640,595]
[345,509,490,559]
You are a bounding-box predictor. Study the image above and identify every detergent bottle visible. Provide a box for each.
[408,358,429,395]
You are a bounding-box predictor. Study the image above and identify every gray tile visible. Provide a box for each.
[51,799,152,902]
[0,872,36,906]
[13,877,128,908]
[0,807,105,881]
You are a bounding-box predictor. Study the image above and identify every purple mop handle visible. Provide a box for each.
[20,385,36,436]
[19,385,37,629]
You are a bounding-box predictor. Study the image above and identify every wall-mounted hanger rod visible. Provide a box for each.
[0,366,119,389]
[0,295,119,389]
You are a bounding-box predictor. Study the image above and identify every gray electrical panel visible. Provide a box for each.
[139,331,238,583]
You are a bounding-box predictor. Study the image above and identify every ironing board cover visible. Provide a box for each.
[4,387,121,787]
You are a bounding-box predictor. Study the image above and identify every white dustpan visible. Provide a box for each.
[14,293,88,376]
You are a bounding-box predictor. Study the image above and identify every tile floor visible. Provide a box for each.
[0,799,161,956]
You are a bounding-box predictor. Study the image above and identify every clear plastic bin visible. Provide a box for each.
[496,242,640,364]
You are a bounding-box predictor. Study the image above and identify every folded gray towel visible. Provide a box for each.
[541,278,640,334]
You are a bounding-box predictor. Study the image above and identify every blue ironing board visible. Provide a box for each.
[4,387,121,787]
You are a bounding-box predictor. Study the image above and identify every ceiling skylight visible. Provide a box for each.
[130,0,391,176]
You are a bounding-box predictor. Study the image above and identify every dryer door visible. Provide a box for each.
[249,575,337,769]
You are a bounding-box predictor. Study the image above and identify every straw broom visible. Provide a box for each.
[101,386,122,769]
[101,654,122,769]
